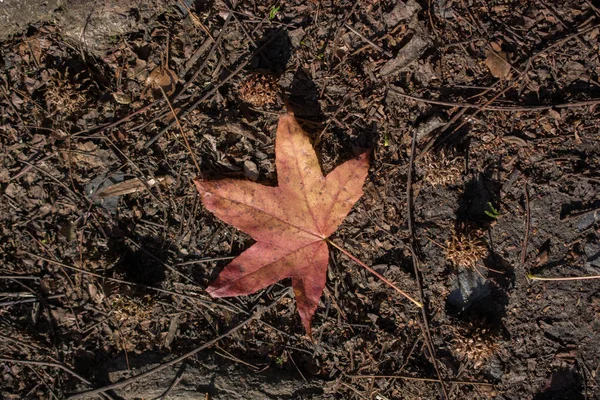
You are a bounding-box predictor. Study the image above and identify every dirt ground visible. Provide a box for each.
[2,0,600,399]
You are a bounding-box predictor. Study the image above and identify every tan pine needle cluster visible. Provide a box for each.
[421,152,463,187]
[110,294,153,324]
[452,324,498,369]
[446,230,488,269]
[45,76,87,116]
[238,71,279,107]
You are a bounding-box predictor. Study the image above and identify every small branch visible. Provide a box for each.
[390,88,600,112]
[528,274,600,281]
[406,129,449,400]
[0,294,66,307]
[350,374,494,386]
[23,251,242,313]
[520,182,530,268]
[66,289,290,399]
[144,28,283,148]
[326,239,423,308]
[159,86,202,175]
[0,357,115,400]
[344,23,393,57]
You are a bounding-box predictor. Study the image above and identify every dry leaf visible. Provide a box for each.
[195,114,369,335]
[485,49,511,79]
[144,66,178,98]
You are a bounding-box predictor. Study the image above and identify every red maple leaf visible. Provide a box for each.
[194,114,369,335]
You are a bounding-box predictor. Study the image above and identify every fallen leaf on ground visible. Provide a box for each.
[195,114,369,335]
[144,65,178,98]
[485,49,511,78]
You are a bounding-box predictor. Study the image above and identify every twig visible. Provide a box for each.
[22,251,241,313]
[178,0,213,40]
[75,100,161,138]
[528,274,600,281]
[330,0,362,63]
[0,294,65,307]
[520,182,530,268]
[8,154,53,182]
[153,363,186,400]
[563,206,600,221]
[389,89,600,112]
[350,374,494,386]
[406,129,449,400]
[344,23,393,57]
[175,256,235,266]
[159,86,202,175]
[0,275,40,280]
[326,239,423,308]
[414,22,600,158]
[144,29,283,148]
[66,289,290,399]
[0,358,115,400]
[175,1,236,101]
[407,130,418,239]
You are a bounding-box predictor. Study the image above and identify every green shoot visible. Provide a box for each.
[484,202,500,219]
[269,5,280,20]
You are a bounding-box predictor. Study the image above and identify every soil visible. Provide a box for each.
[2,0,600,399]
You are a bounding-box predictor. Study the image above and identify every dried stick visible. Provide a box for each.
[0,294,65,307]
[144,29,283,148]
[520,182,530,268]
[159,86,202,175]
[22,251,241,313]
[389,89,600,112]
[0,358,115,400]
[406,129,449,400]
[326,239,423,308]
[350,374,494,386]
[66,289,290,399]
[344,23,393,57]
[528,274,600,281]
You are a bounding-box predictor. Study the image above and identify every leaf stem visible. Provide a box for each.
[326,239,424,308]
[528,274,600,281]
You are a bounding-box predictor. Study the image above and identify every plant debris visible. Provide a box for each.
[238,71,280,107]
[446,230,488,269]
[451,322,499,369]
[420,152,463,187]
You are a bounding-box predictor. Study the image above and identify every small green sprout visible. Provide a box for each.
[383,132,390,147]
[269,5,280,20]
[484,202,500,219]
